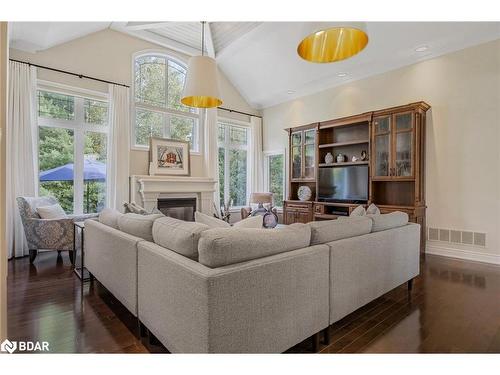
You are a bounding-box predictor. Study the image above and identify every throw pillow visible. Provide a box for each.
[366,203,381,215]
[350,205,366,217]
[99,208,123,229]
[123,202,148,215]
[195,211,231,228]
[36,204,67,219]
[233,215,263,228]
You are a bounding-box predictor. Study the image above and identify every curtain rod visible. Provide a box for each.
[9,58,130,88]
[217,106,262,119]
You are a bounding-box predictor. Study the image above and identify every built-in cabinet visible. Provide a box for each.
[283,102,430,253]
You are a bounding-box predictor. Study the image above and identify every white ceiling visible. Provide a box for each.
[9,22,500,109]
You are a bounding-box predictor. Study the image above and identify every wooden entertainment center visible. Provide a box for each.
[283,101,430,252]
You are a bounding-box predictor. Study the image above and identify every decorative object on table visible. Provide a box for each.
[149,137,190,176]
[336,153,346,163]
[213,199,232,223]
[16,196,98,264]
[324,152,334,164]
[297,185,312,201]
[251,203,279,229]
[352,155,359,162]
[241,192,277,220]
[360,150,368,161]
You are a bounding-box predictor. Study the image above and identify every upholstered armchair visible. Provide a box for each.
[240,192,278,220]
[17,196,98,264]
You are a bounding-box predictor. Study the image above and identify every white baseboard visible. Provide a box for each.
[426,244,500,265]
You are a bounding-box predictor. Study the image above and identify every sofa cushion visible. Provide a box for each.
[309,216,372,245]
[153,216,210,259]
[198,223,311,268]
[369,211,409,232]
[99,208,123,230]
[195,211,231,228]
[366,203,381,215]
[233,215,263,229]
[117,213,163,241]
[350,205,366,216]
[36,204,67,219]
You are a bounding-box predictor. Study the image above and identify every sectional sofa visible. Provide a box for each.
[84,210,420,353]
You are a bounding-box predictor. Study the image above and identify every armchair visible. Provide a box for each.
[240,193,278,220]
[17,196,98,264]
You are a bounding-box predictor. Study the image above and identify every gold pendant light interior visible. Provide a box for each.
[297,26,368,63]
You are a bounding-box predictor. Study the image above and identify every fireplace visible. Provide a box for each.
[157,197,197,221]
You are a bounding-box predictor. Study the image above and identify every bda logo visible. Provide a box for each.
[1,339,17,354]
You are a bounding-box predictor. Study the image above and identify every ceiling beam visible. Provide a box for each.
[205,22,216,58]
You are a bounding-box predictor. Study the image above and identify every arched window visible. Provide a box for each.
[133,53,201,152]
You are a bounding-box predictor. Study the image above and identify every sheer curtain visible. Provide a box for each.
[249,116,264,196]
[204,108,220,213]
[6,61,38,258]
[107,84,130,212]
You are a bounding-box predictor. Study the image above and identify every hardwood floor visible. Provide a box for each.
[7,252,500,353]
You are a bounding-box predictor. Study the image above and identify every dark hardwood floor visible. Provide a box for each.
[7,252,500,353]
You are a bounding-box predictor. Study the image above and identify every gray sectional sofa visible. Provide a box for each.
[84,210,420,353]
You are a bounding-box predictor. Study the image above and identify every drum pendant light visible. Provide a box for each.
[181,22,223,108]
[297,22,369,63]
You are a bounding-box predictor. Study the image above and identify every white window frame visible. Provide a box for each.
[217,118,252,209]
[264,150,286,209]
[36,81,109,214]
[131,50,202,154]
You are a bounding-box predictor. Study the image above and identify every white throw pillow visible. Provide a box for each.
[36,204,67,219]
[195,211,231,228]
[233,215,263,229]
[366,203,381,215]
[350,205,366,217]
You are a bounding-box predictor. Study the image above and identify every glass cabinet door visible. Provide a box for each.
[291,132,302,179]
[373,116,391,177]
[303,129,315,178]
[394,112,413,177]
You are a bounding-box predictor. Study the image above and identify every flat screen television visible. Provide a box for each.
[318,165,369,203]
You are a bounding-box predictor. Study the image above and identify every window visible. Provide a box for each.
[37,89,108,214]
[264,152,285,208]
[133,54,200,152]
[218,121,250,207]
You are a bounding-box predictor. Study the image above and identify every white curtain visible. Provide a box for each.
[6,62,38,258]
[249,116,264,196]
[204,108,220,213]
[107,85,130,212]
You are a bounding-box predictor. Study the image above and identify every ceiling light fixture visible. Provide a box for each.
[415,45,429,53]
[181,21,223,108]
[287,90,295,95]
[297,23,369,63]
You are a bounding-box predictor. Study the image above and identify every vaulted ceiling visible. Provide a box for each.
[9,22,500,109]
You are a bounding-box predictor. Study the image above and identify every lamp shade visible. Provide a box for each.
[181,55,223,108]
[297,22,368,63]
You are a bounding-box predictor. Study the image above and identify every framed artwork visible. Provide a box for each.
[149,137,191,176]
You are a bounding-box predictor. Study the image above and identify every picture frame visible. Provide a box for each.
[148,137,191,176]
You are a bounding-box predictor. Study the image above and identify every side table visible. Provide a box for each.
[73,221,90,293]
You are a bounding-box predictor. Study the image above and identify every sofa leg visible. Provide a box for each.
[408,279,414,293]
[322,326,331,345]
[29,249,37,264]
[311,332,320,353]
[68,250,75,266]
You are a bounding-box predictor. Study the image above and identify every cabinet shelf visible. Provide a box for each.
[318,161,369,167]
[318,139,369,148]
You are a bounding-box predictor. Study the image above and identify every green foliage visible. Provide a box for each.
[268,154,284,207]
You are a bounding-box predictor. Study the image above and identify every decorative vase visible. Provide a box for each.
[297,185,312,201]
[325,152,334,164]
[336,153,345,163]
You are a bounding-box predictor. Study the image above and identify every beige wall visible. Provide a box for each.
[263,39,500,263]
[9,28,259,177]
[0,22,8,341]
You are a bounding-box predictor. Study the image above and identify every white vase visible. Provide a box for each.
[325,152,334,164]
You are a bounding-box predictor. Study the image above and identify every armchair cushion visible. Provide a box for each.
[36,204,67,219]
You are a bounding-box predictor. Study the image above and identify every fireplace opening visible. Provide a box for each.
[157,197,197,221]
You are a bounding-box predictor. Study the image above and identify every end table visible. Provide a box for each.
[73,221,90,293]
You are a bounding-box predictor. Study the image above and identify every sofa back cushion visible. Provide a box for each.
[198,223,311,268]
[152,216,210,260]
[309,216,372,245]
[369,211,409,232]
[99,208,123,230]
[117,213,163,241]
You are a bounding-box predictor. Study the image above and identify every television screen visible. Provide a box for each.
[318,165,369,203]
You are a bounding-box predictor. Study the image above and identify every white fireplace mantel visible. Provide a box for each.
[130,175,217,214]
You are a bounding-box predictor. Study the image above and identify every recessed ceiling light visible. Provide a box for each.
[287,90,295,95]
[415,45,429,53]
[337,72,348,77]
